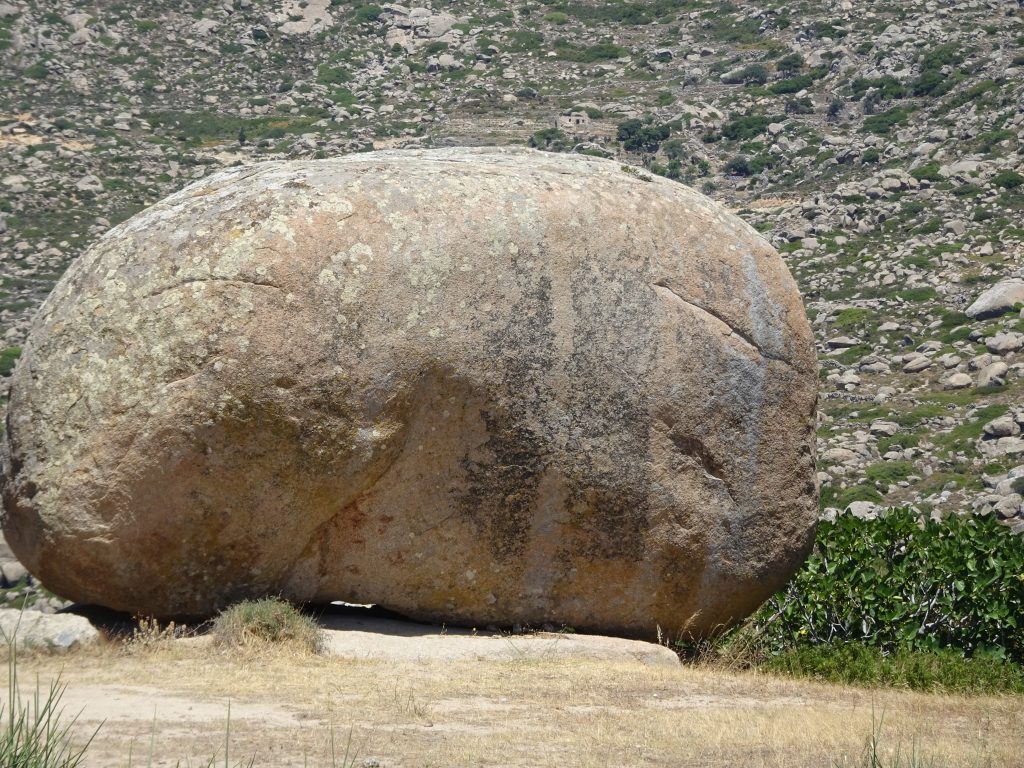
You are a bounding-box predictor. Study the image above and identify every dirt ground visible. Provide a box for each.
[6,625,1023,768]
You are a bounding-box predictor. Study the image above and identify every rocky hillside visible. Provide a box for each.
[2,0,1023,528]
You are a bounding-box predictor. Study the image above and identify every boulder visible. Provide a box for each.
[965,279,1024,320]
[0,610,100,651]
[1,148,818,639]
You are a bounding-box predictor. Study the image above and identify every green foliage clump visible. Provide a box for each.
[851,76,906,101]
[775,52,804,74]
[751,510,1024,663]
[352,4,383,23]
[506,30,543,51]
[212,598,323,653]
[23,61,48,79]
[721,114,772,141]
[616,118,671,152]
[316,64,350,85]
[863,108,910,135]
[527,127,570,152]
[992,170,1024,190]
[0,347,21,377]
[911,43,964,97]
[910,162,942,182]
[769,74,813,95]
[832,308,872,331]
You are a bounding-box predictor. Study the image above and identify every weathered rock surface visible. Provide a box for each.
[0,610,100,651]
[1,148,817,639]
[965,279,1024,320]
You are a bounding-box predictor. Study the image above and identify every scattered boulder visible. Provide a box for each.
[0,610,100,651]
[965,279,1024,320]
[1,148,818,640]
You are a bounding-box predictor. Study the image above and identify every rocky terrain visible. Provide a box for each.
[1,0,1023,554]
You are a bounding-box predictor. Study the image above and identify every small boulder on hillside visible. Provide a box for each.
[965,279,1024,320]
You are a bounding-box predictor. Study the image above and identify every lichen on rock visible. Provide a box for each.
[1,147,818,639]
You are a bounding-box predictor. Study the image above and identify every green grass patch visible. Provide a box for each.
[212,598,323,653]
[865,461,915,486]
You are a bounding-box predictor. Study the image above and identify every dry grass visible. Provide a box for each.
[6,639,1021,768]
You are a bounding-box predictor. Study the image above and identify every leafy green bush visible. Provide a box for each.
[723,155,751,176]
[212,598,323,653]
[617,119,671,152]
[527,128,569,152]
[775,52,804,74]
[352,4,382,23]
[751,509,1024,662]
[23,62,48,79]
[851,76,906,101]
[316,64,350,85]
[863,108,910,135]
[723,64,769,85]
[992,170,1024,190]
[910,162,942,182]
[721,114,772,141]
[769,74,813,95]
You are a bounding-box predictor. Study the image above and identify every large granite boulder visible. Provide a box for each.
[1,148,817,638]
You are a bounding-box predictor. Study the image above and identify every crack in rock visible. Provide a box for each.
[653,279,794,368]
[145,277,283,300]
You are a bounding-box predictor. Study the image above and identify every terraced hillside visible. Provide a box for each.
[1,0,1023,525]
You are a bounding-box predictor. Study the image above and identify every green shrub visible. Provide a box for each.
[527,128,570,152]
[910,162,942,182]
[212,598,323,653]
[316,64,350,85]
[725,64,769,85]
[352,4,382,23]
[749,509,1024,663]
[23,62,48,79]
[724,155,751,176]
[863,108,910,135]
[617,118,671,152]
[507,30,543,51]
[775,52,804,74]
[769,74,813,95]
[721,114,772,141]
[851,76,906,101]
[0,347,20,377]
[896,286,936,302]
[992,170,1024,190]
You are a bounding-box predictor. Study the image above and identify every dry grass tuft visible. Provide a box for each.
[210,598,323,655]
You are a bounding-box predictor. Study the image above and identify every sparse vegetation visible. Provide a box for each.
[211,598,323,653]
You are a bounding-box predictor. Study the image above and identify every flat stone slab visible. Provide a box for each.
[317,612,680,666]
